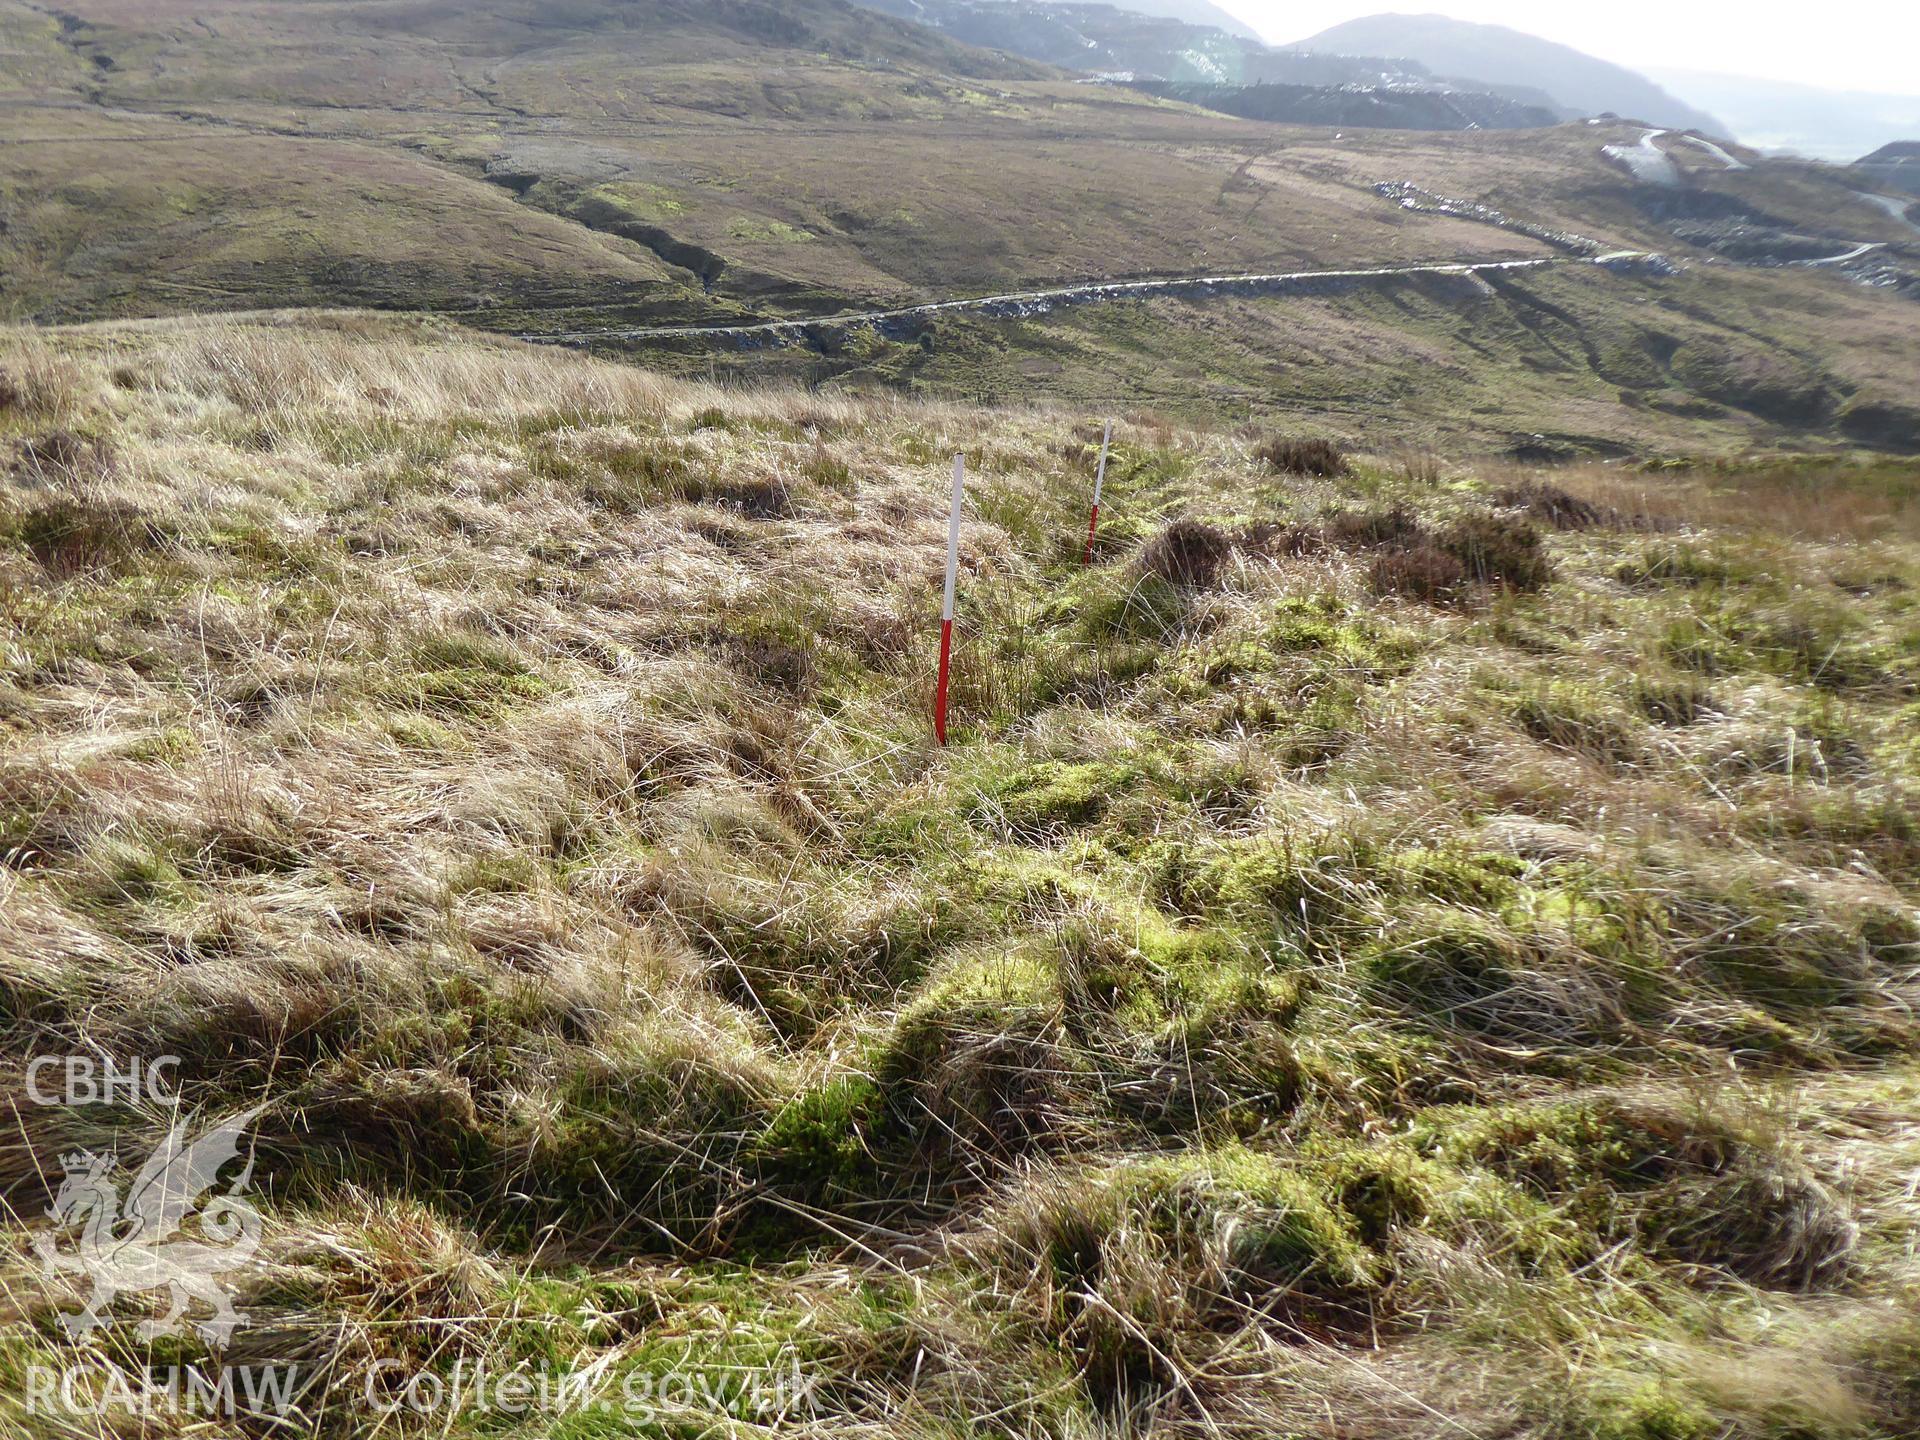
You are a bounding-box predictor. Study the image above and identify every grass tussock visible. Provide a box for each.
[1,314,1918,1440]
[1275,502,1556,600]
[1135,518,1233,588]
[1255,434,1351,477]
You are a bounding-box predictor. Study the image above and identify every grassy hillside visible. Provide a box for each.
[648,258,1920,454]
[0,106,694,324]
[4,315,1920,1437]
[3,0,1918,448]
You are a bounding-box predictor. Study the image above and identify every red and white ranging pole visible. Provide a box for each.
[934,452,964,746]
[1083,419,1112,566]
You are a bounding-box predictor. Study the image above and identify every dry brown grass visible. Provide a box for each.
[1483,455,1920,544]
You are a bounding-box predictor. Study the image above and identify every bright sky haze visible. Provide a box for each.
[1219,2,1920,97]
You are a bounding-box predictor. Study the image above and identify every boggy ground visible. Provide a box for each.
[2,312,1919,1438]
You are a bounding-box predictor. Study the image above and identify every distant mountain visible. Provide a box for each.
[1290,13,1728,137]
[1645,68,1920,161]
[856,0,1552,128]
[861,0,1409,83]
[1064,0,1260,41]
[862,0,1241,80]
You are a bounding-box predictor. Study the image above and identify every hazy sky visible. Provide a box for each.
[1217,2,1920,97]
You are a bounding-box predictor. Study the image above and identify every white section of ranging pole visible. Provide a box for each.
[943,453,964,623]
[1084,419,1112,566]
[934,453,964,745]
[1094,420,1112,508]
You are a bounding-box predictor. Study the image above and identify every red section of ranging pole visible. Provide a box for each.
[1083,419,1113,566]
[933,618,955,746]
[935,453,964,746]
